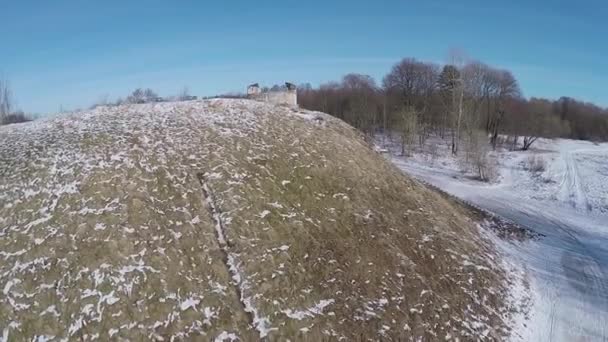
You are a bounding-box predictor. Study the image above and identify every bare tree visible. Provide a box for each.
[438,64,460,139]
[504,97,568,150]
[143,88,157,102]
[453,78,464,155]
[126,88,158,104]
[383,58,439,110]
[341,73,379,137]
[383,58,439,148]
[446,50,468,155]
[2,110,31,125]
[178,86,190,101]
[297,53,608,145]
[398,106,418,156]
[462,61,492,119]
[126,88,145,104]
[490,70,521,148]
[459,129,497,181]
[0,78,13,123]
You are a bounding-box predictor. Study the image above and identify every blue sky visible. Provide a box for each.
[1,0,607,114]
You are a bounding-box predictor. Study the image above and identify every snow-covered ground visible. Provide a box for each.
[383,136,608,341]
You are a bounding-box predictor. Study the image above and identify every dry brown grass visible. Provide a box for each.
[524,154,547,173]
[0,99,517,340]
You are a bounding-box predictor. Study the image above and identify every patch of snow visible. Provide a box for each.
[180,298,200,311]
[214,331,239,342]
[40,305,60,317]
[268,202,283,209]
[94,223,106,231]
[282,299,335,320]
[3,278,21,295]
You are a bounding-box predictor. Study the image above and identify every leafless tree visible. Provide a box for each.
[489,70,521,148]
[178,86,190,101]
[383,58,439,110]
[437,64,459,139]
[0,78,13,123]
[397,106,418,156]
[423,50,486,155]
[2,110,31,125]
[504,97,569,150]
[143,88,157,102]
[553,97,606,140]
[444,50,468,155]
[341,73,379,137]
[383,58,439,148]
[459,129,497,181]
[298,53,608,146]
[126,88,145,104]
[126,88,158,104]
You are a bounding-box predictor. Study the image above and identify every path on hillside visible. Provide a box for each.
[392,153,608,341]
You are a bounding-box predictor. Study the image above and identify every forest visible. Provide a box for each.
[297,55,608,156]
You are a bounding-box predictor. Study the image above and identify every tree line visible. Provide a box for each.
[0,81,199,125]
[90,87,196,108]
[298,55,608,156]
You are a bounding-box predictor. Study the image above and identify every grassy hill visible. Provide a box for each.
[0,99,517,341]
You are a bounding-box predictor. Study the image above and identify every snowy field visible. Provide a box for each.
[383,135,608,341]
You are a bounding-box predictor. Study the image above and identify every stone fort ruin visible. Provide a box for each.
[247,82,297,107]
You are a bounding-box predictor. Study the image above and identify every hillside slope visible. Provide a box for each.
[0,99,517,341]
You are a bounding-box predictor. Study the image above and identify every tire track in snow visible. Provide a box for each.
[393,158,608,341]
[442,188,608,341]
[557,151,591,211]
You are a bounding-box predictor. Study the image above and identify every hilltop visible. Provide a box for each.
[0,99,522,341]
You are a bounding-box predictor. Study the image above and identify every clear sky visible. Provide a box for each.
[2,0,607,115]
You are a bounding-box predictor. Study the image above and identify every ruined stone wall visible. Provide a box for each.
[249,90,297,107]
